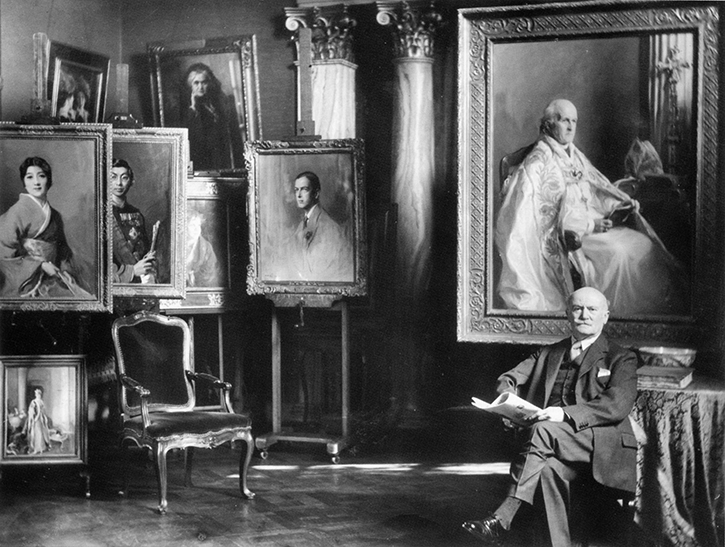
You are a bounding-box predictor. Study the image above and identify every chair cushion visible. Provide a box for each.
[124,411,251,438]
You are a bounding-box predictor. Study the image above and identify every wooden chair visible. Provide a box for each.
[111,311,255,514]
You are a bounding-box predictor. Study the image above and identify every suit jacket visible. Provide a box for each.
[496,334,638,493]
[292,205,352,281]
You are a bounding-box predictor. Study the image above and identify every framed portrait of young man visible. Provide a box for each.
[111,128,188,299]
[148,35,262,176]
[246,139,367,299]
[0,123,112,311]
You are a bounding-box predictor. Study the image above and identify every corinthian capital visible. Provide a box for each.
[285,5,357,63]
[376,1,442,59]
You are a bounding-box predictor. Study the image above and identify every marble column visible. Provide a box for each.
[377,1,441,305]
[377,1,442,426]
[286,6,358,139]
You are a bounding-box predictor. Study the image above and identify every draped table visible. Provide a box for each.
[633,378,725,546]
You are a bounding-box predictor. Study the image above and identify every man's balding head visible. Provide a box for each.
[566,287,609,340]
[540,99,578,146]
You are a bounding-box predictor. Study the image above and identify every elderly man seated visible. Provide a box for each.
[495,99,686,315]
[462,287,638,546]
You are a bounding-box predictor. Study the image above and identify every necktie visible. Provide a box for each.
[303,216,308,228]
[570,341,582,361]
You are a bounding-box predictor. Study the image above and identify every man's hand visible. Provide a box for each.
[133,251,156,278]
[527,406,566,423]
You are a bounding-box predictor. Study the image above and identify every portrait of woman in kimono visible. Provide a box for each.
[0,156,92,299]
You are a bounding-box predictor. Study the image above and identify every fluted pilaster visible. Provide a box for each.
[286,5,358,138]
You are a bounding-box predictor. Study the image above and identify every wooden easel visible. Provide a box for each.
[254,29,349,463]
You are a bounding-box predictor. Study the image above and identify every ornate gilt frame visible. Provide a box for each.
[111,128,188,299]
[245,139,367,299]
[457,1,720,344]
[0,123,112,312]
[160,176,247,313]
[148,35,262,175]
[1,354,87,466]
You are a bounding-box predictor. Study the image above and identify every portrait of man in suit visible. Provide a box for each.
[289,171,353,282]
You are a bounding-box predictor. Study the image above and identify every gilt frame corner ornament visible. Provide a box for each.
[457,1,719,345]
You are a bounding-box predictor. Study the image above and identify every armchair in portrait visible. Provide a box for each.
[111,311,254,514]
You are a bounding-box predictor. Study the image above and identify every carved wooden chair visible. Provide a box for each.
[111,311,255,514]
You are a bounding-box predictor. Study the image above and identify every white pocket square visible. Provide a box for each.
[597,368,611,378]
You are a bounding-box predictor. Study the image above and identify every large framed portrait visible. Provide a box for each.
[160,177,248,313]
[111,128,188,299]
[457,2,719,344]
[48,42,110,123]
[246,139,367,297]
[1,355,87,465]
[148,35,262,175]
[0,123,112,312]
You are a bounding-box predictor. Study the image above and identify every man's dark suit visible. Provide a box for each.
[496,334,638,545]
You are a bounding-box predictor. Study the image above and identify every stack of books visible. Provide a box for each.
[637,365,694,389]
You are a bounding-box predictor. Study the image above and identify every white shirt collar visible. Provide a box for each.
[305,203,318,219]
[571,334,600,352]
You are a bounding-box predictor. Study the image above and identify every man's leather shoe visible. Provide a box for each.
[462,515,506,544]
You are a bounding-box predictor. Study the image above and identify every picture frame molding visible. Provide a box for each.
[160,176,247,313]
[457,1,720,345]
[0,122,112,312]
[1,354,87,466]
[111,127,189,299]
[245,138,368,298]
[148,35,263,176]
[48,41,110,123]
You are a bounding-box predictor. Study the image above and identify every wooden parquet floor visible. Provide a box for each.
[0,434,630,547]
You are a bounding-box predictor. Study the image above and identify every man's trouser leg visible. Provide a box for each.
[508,421,594,546]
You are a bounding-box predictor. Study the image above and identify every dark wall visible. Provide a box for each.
[0,0,122,122]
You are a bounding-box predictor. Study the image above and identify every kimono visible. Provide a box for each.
[0,194,92,298]
[495,135,686,315]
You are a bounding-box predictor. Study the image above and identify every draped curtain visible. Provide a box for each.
[648,33,694,178]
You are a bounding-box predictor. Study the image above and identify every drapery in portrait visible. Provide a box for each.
[0,124,111,312]
[1,355,86,465]
[160,178,246,313]
[457,2,719,344]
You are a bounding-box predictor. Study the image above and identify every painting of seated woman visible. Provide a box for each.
[0,157,93,299]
